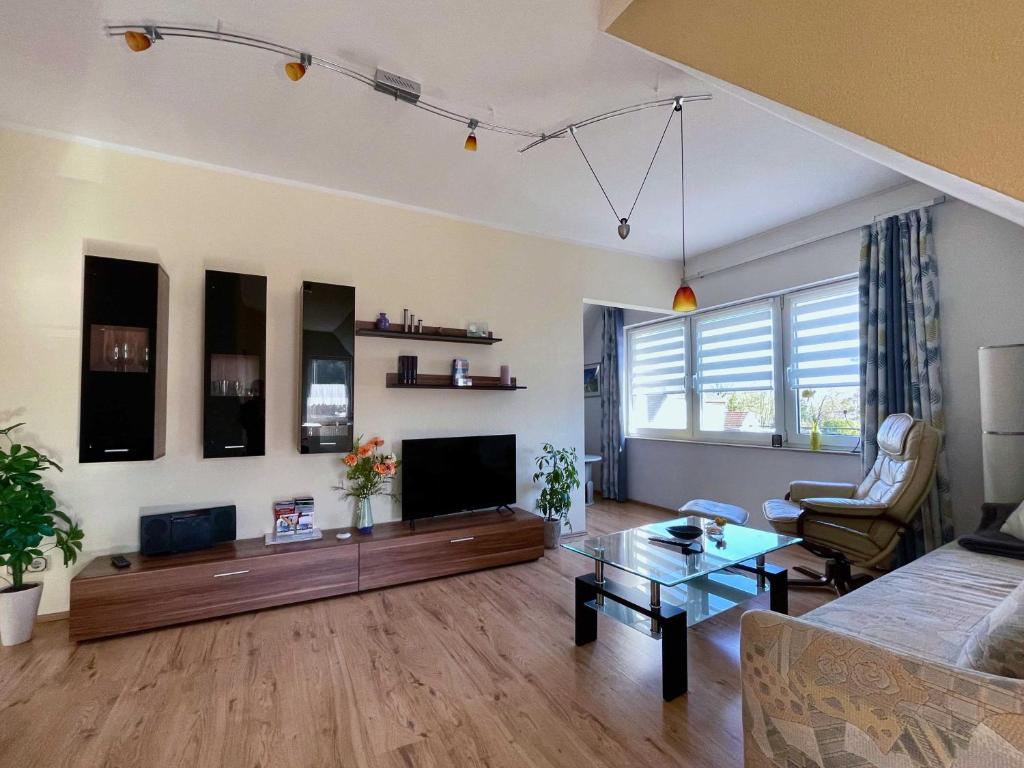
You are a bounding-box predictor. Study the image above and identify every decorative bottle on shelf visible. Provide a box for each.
[809,423,822,451]
[355,497,374,534]
[375,312,390,330]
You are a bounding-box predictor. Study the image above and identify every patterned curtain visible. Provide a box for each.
[599,307,628,501]
[860,208,954,558]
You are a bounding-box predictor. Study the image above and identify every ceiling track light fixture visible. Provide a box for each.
[464,119,479,152]
[285,52,312,82]
[671,97,698,313]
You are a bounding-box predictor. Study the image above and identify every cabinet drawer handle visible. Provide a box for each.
[449,536,476,544]
[213,569,251,578]
[224,444,245,449]
[103,448,130,454]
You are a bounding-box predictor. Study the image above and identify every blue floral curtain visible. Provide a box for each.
[600,307,628,501]
[860,208,954,558]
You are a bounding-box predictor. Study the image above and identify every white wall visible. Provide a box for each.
[627,183,1024,535]
[0,128,681,614]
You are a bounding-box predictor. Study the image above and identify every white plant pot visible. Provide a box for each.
[0,583,43,646]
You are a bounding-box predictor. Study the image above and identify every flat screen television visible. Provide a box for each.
[401,434,516,521]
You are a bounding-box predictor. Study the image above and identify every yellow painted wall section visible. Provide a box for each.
[607,0,1024,203]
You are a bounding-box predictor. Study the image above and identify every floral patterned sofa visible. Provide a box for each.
[741,528,1024,767]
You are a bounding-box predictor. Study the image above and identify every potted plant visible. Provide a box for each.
[532,443,580,549]
[0,423,84,646]
[336,435,400,534]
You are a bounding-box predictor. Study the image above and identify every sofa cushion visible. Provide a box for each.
[802,542,1024,663]
[958,580,1024,678]
[1000,499,1024,540]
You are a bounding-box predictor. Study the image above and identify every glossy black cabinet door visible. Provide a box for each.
[79,255,168,463]
[203,270,266,458]
[300,281,355,454]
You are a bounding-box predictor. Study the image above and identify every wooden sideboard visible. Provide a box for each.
[69,508,544,641]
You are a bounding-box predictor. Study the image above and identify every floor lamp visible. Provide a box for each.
[979,343,1024,504]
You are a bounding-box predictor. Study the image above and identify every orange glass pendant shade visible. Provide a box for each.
[285,61,307,81]
[464,131,478,151]
[124,30,152,52]
[672,283,697,312]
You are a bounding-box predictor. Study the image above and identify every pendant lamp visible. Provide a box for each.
[672,99,697,312]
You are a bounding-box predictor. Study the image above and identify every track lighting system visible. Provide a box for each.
[107,22,710,292]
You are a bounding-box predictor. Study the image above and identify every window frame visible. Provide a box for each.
[623,277,861,453]
[625,316,692,440]
[781,279,862,450]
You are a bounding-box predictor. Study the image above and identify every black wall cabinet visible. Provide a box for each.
[80,255,168,463]
[300,281,355,454]
[203,270,267,458]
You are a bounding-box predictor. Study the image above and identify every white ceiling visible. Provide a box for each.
[0,0,905,259]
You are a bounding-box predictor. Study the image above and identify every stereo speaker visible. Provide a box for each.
[140,505,236,556]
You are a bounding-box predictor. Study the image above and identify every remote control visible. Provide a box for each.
[110,555,131,569]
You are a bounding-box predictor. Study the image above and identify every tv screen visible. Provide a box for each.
[401,434,516,520]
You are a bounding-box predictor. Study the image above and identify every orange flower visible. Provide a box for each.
[384,461,397,476]
[372,463,388,475]
[357,444,373,458]
[370,436,385,447]
[343,454,357,467]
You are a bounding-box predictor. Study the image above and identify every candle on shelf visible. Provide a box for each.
[500,365,512,386]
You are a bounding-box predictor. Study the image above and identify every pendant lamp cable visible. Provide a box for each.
[569,101,679,227]
[679,101,686,277]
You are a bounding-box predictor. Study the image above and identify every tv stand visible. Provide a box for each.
[70,508,543,641]
[496,504,515,515]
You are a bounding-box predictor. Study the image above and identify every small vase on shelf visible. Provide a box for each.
[809,423,822,452]
[356,497,374,534]
[375,312,390,331]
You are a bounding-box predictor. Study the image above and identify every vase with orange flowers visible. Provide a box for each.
[336,435,400,534]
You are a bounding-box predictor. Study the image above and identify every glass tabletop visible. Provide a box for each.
[561,516,801,587]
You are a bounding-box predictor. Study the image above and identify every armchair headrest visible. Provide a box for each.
[877,413,915,455]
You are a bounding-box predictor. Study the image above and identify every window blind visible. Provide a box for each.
[629,319,687,398]
[694,303,774,392]
[789,288,859,388]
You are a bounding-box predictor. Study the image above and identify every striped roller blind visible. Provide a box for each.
[789,287,860,388]
[695,302,775,392]
[628,319,688,399]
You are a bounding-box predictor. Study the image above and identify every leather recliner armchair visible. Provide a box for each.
[763,413,940,594]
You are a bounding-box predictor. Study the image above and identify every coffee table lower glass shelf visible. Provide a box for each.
[563,517,800,701]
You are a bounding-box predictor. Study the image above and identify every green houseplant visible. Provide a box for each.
[0,423,84,645]
[532,443,581,549]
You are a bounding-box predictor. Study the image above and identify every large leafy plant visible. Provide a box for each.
[0,424,83,591]
[532,443,580,529]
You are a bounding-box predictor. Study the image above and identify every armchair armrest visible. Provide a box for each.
[979,502,1019,532]
[799,496,889,516]
[788,480,857,503]
[741,610,1024,767]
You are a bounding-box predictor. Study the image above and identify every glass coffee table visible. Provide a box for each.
[562,516,801,700]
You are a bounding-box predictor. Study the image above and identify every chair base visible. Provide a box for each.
[790,559,873,596]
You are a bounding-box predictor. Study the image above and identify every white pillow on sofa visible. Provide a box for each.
[999,499,1024,540]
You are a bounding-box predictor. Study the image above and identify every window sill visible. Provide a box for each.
[626,435,860,457]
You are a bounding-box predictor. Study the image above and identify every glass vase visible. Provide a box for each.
[355,496,374,534]
[809,424,822,451]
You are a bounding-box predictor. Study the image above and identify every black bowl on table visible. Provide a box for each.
[666,524,703,541]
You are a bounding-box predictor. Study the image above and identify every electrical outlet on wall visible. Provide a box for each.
[27,555,48,573]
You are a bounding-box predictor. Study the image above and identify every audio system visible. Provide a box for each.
[139,505,236,556]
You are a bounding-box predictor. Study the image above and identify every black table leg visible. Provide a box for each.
[575,575,598,646]
[660,610,688,701]
[767,566,789,615]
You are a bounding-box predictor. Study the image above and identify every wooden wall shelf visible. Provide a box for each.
[355,320,501,345]
[385,373,526,390]
[70,508,543,641]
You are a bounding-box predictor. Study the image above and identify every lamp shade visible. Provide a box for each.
[672,283,697,313]
[979,344,1024,503]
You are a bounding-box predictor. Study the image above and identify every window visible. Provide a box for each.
[785,282,861,448]
[624,277,862,451]
[626,318,688,438]
[695,301,776,439]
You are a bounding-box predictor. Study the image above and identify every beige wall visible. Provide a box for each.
[607,0,1024,204]
[0,127,680,614]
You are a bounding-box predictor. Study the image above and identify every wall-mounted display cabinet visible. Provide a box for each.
[203,270,267,458]
[79,255,168,463]
[300,281,355,454]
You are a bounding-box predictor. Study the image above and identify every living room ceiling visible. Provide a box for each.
[0,0,904,259]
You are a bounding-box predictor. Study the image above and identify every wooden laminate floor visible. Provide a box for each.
[0,500,835,768]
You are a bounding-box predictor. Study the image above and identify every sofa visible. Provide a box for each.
[741,505,1024,768]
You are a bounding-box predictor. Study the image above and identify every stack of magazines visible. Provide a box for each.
[398,355,418,384]
[266,496,322,544]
